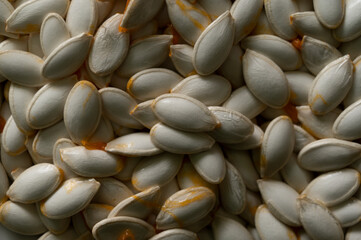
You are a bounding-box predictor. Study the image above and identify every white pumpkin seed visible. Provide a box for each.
[169,44,196,77]
[285,71,314,106]
[38,228,78,240]
[28,32,43,57]
[130,100,159,129]
[339,36,361,61]
[224,124,264,150]
[1,116,26,155]
[343,56,361,106]
[0,145,32,179]
[0,0,18,38]
[36,203,71,235]
[314,0,344,29]
[149,228,198,240]
[150,122,215,154]
[346,222,361,240]
[52,138,78,180]
[66,0,97,37]
[240,191,262,225]
[330,197,361,228]
[130,20,158,41]
[83,204,113,229]
[212,215,253,240]
[217,44,244,88]
[333,0,361,42]
[334,99,361,140]
[251,10,275,36]
[0,36,28,51]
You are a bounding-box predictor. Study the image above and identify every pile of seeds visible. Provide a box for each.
[0,0,360,239]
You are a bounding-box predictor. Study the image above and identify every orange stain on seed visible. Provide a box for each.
[64,179,78,194]
[81,140,107,151]
[283,102,299,123]
[124,0,131,12]
[98,204,114,211]
[309,93,327,108]
[175,0,209,31]
[291,38,302,50]
[118,229,135,240]
[21,24,39,32]
[115,143,134,149]
[0,116,6,133]
[165,189,211,209]
[82,89,94,109]
[300,124,319,139]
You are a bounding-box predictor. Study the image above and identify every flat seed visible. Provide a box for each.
[130,100,159,129]
[156,186,216,230]
[0,201,47,235]
[132,152,183,191]
[0,36,28,51]
[251,10,276,36]
[339,36,361,61]
[0,145,33,179]
[258,179,300,226]
[333,0,361,42]
[241,34,302,71]
[64,80,101,144]
[243,49,290,108]
[219,161,246,215]
[0,50,48,87]
[297,197,344,240]
[127,68,182,101]
[40,13,70,57]
[36,202,71,235]
[86,116,115,145]
[300,35,342,75]
[313,0,344,29]
[92,216,155,240]
[222,86,267,119]
[116,35,173,78]
[285,71,314,106]
[88,13,129,76]
[5,0,69,33]
[224,124,264,150]
[92,177,133,206]
[1,116,26,156]
[0,162,8,205]
[261,116,294,177]
[7,163,62,204]
[255,205,297,240]
[343,56,361,106]
[189,143,226,184]
[193,11,234,75]
[212,215,253,240]
[171,74,231,106]
[152,93,218,132]
[25,135,52,164]
[52,138,78,180]
[298,138,361,171]
[301,168,360,206]
[346,222,361,240]
[240,191,263,225]
[38,228,78,240]
[296,105,341,138]
[264,0,298,40]
[290,11,340,46]
[0,0,18,38]
[217,44,244,88]
[28,32,43,57]
[165,0,211,45]
[230,0,263,43]
[121,0,164,29]
[108,186,160,219]
[42,33,93,80]
[150,122,215,154]
[40,177,100,219]
[330,197,361,228]
[60,146,124,177]
[106,132,163,157]
[9,83,36,135]
[130,20,158,41]
[83,204,113,229]
[26,75,77,130]
[66,0,98,37]
[32,121,70,159]
[334,99,361,140]
[308,55,353,115]
[83,63,113,89]
[169,44,196,77]
[149,229,198,240]
[280,154,314,193]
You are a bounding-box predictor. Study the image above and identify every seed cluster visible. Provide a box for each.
[0,0,360,239]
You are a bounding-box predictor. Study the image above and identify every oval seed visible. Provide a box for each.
[301,168,360,206]
[60,146,124,177]
[0,201,47,235]
[150,122,215,154]
[257,179,300,226]
[222,86,267,119]
[297,197,344,240]
[343,56,361,106]
[116,35,173,78]
[308,55,353,115]
[169,44,196,77]
[330,198,361,228]
[0,145,33,180]
[92,216,155,240]
[106,132,163,157]
[5,0,69,34]
[92,177,133,206]
[333,0,361,42]
[0,36,28,52]
[255,205,297,240]
[64,80,101,144]
[0,0,17,38]
[40,177,100,219]
[39,228,78,240]
[264,0,298,40]
[40,13,70,57]
[28,32,43,57]
[243,49,290,108]
[298,138,361,172]
[189,143,226,184]
[66,0,97,37]
[241,34,302,71]
[212,215,253,240]
[300,35,342,75]
[313,0,344,29]
[130,100,159,129]
[171,74,232,106]
[285,71,314,106]
[149,229,198,240]
[218,44,244,88]
[130,20,158,41]
[240,190,263,225]
[165,0,211,45]
[346,222,361,240]
[224,124,264,150]
[88,13,129,76]
[251,10,276,36]
[193,11,234,75]
[7,163,62,204]
[156,186,216,230]
[1,116,26,156]
[132,152,183,191]
[0,50,48,87]
[333,98,361,140]
[108,186,160,219]
[42,33,92,80]
[36,202,71,235]
[26,75,77,130]
[127,68,182,101]
[219,161,246,215]
[261,116,294,177]
[52,138,78,180]
[83,204,113,229]
[339,36,361,61]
